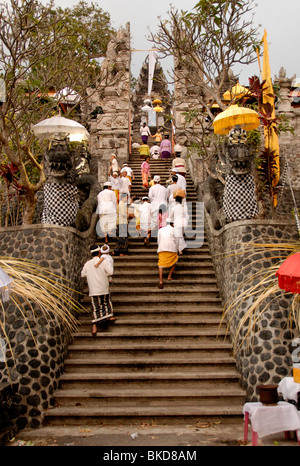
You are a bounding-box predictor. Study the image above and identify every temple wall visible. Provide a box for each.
[204,215,300,400]
[181,68,300,398]
[0,217,97,435]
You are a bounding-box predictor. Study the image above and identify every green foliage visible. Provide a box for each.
[0,256,85,376]
[56,1,115,60]
[0,0,115,224]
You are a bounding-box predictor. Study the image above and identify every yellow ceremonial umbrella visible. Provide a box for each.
[213,104,260,135]
[154,104,164,112]
[152,98,162,104]
[223,82,252,102]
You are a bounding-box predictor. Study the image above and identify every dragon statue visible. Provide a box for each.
[41,138,100,231]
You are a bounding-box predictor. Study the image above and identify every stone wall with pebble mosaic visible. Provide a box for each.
[204,213,300,401]
[0,216,98,432]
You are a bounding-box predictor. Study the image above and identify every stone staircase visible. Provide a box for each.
[43,147,245,427]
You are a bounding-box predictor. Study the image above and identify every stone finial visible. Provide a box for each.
[274,67,296,113]
[274,67,296,86]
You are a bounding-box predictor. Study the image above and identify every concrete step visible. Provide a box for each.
[105,277,218,286]
[70,330,227,345]
[111,269,216,277]
[78,314,223,325]
[66,340,233,356]
[58,369,241,390]
[112,261,216,270]
[78,322,225,332]
[53,387,245,407]
[63,357,237,373]
[81,297,222,309]
[103,295,222,305]
[43,150,245,430]
[44,405,244,426]
[67,346,231,362]
[84,304,224,314]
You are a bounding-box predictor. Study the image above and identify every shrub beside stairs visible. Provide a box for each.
[44,148,245,427]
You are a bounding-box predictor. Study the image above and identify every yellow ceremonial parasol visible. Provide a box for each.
[154,104,164,112]
[152,98,162,104]
[223,82,252,102]
[213,104,260,135]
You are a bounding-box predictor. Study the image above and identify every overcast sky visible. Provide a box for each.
[52,0,299,86]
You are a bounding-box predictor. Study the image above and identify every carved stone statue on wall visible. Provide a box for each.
[200,125,259,229]
[222,125,259,221]
[41,139,100,230]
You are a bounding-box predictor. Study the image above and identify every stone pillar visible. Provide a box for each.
[85,23,132,186]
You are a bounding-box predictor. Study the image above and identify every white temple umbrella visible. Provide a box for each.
[32,115,90,141]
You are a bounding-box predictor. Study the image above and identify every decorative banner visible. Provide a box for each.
[262,29,280,207]
[148,51,157,96]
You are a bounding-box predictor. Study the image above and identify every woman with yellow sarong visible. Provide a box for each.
[157,220,178,289]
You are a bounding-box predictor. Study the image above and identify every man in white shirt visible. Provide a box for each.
[150,144,160,159]
[172,168,186,193]
[157,220,178,288]
[121,163,135,183]
[119,171,131,204]
[138,196,152,245]
[166,175,179,213]
[109,171,120,202]
[81,244,115,336]
[96,182,117,242]
[169,196,189,254]
[148,175,167,232]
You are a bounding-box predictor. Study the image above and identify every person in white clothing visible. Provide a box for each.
[108,154,119,175]
[172,167,186,193]
[121,163,135,183]
[169,195,189,254]
[172,145,186,175]
[166,175,179,213]
[119,171,131,203]
[96,182,117,242]
[157,220,178,288]
[148,175,167,232]
[150,144,160,159]
[138,196,152,245]
[109,171,120,203]
[81,244,115,336]
[94,244,114,284]
[140,122,152,143]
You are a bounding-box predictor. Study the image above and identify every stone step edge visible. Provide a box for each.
[67,342,232,351]
[64,356,236,365]
[78,307,224,314]
[44,406,244,417]
[72,330,227,338]
[53,387,245,398]
[59,371,240,380]
[78,317,224,324]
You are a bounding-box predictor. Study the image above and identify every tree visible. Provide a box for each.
[0,0,116,225]
[149,0,260,180]
[151,0,259,113]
